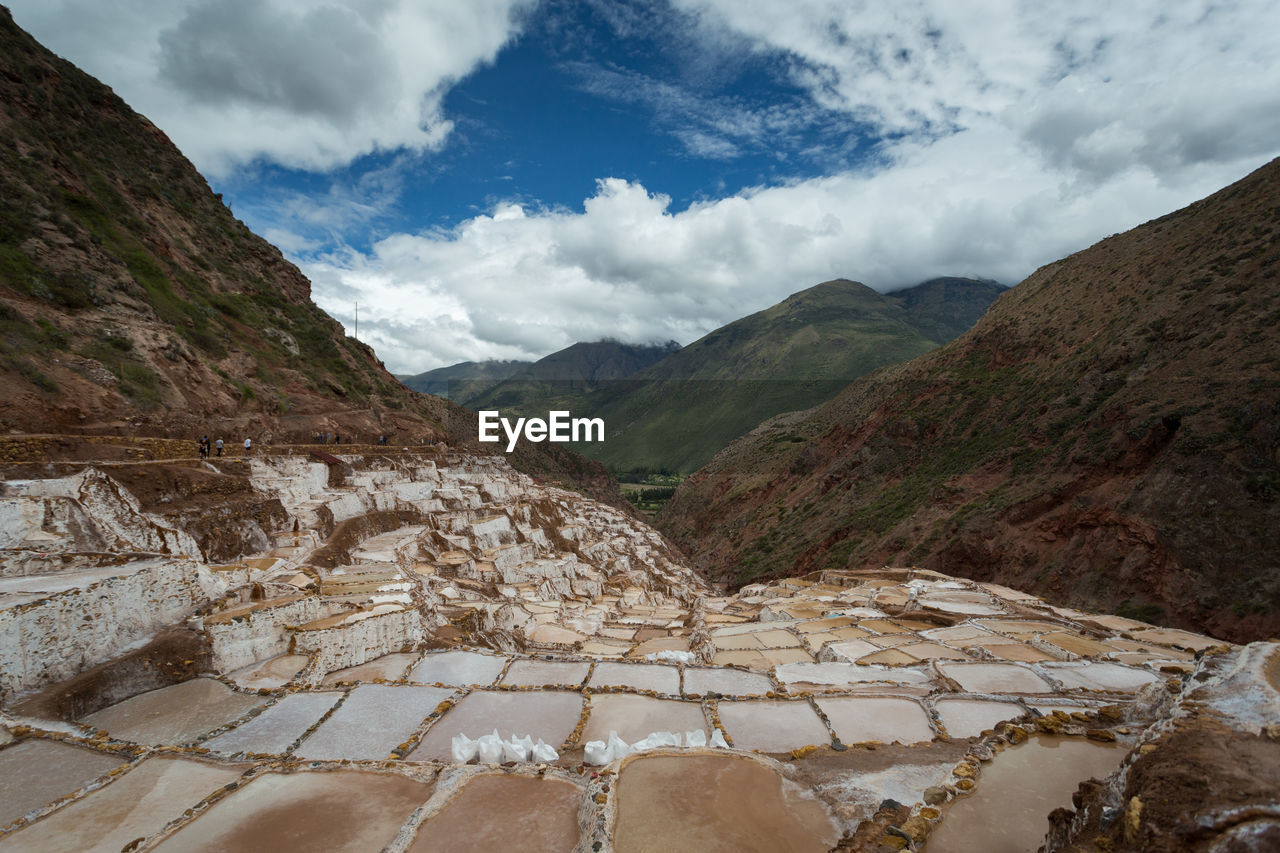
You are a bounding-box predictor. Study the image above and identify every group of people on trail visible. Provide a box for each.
[196,436,246,458]
[197,436,225,458]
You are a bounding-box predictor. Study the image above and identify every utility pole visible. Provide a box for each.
[354,302,359,340]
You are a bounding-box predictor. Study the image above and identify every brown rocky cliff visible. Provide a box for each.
[0,9,625,509]
[660,157,1280,644]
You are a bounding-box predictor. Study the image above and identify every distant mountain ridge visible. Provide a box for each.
[659,158,1280,643]
[401,339,681,405]
[397,359,530,399]
[458,277,1006,474]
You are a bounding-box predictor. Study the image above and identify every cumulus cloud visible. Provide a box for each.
[306,0,1280,374]
[307,126,1254,374]
[672,0,1280,180]
[9,0,534,174]
[10,0,1280,374]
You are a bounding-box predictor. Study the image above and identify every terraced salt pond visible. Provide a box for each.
[927,737,1127,853]
[1,448,1266,853]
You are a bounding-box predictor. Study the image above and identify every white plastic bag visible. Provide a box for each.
[607,730,632,760]
[630,733,660,752]
[531,738,559,762]
[684,730,707,748]
[477,729,504,764]
[502,734,532,762]
[583,739,611,765]
[709,729,729,749]
[451,733,478,762]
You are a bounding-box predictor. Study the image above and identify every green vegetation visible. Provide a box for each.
[462,279,1005,475]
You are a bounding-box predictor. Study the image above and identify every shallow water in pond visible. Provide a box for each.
[82,678,265,746]
[294,685,452,760]
[816,695,935,745]
[932,698,1025,739]
[613,754,839,852]
[408,650,507,687]
[152,770,432,853]
[410,690,583,761]
[927,736,1126,853]
[580,695,707,745]
[408,774,581,852]
[204,692,342,755]
[0,740,126,828]
[682,667,774,697]
[0,757,244,853]
[717,700,829,752]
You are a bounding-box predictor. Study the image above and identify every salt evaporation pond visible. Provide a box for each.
[613,754,840,852]
[152,770,432,852]
[408,774,581,852]
[716,700,830,752]
[580,695,708,744]
[682,666,774,697]
[816,696,935,745]
[228,654,309,690]
[410,690,583,760]
[0,740,126,828]
[927,736,1126,853]
[321,652,419,685]
[588,662,680,693]
[931,698,1025,739]
[0,757,244,853]
[500,659,590,687]
[294,684,452,760]
[81,678,265,745]
[408,650,508,686]
[204,692,342,755]
[936,662,1055,694]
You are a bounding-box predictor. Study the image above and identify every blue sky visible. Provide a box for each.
[10,0,1280,373]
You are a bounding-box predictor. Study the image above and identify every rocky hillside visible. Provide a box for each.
[660,158,1280,644]
[0,9,624,506]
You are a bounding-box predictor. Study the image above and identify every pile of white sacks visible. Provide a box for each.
[450,728,731,765]
[451,731,561,764]
[582,728,729,765]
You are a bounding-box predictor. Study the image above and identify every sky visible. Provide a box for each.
[10,0,1280,374]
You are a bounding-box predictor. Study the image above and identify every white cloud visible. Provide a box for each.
[8,0,534,175]
[312,0,1279,374]
[11,0,1280,376]
[308,123,1265,374]
[671,0,1280,179]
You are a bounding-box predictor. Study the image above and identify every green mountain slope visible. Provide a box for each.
[480,277,1002,474]
[659,158,1280,643]
[397,359,531,400]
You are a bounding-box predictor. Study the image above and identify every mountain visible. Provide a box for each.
[659,158,1280,643]
[467,339,681,409]
[489,277,1003,475]
[0,9,621,506]
[397,359,530,400]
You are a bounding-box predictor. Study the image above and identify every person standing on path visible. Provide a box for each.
[215,438,223,457]
[243,437,252,455]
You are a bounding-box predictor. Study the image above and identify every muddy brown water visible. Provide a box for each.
[926,736,1126,853]
[613,753,839,852]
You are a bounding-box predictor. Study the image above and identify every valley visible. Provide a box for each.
[0,6,1276,853]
